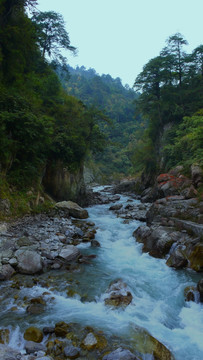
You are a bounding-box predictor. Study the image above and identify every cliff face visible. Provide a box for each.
[43,161,87,206]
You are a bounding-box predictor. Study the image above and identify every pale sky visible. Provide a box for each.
[37,0,203,87]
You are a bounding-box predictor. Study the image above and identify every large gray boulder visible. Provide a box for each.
[0,263,15,280]
[15,249,43,274]
[133,225,179,258]
[58,245,80,262]
[103,347,138,360]
[55,201,88,219]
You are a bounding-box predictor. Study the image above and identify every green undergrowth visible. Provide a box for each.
[0,176,54,220]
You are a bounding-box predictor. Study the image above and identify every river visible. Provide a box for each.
[0,186,203,359]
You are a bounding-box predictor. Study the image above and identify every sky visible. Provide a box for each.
[37,0,203,87]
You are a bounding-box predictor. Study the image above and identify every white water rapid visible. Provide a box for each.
[1,187,203,359]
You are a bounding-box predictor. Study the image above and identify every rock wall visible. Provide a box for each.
[43,161,86,206]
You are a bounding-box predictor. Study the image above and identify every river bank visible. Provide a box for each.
[0,186,202,360]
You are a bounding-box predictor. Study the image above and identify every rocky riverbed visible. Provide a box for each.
[0,184,202,360]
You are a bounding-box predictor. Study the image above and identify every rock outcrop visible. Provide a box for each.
[134,165,203,272]
[55,200,88,219]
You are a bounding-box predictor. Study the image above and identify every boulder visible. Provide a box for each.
[55,201,88,219]
[58,245,80,262]
[24,327,43,343]
[55,321,70,337]
[64,345,80,358]
[25,341,46,354]
[133,225,178,258]
[141,186,158,203]
[187,243,203,272]
[82,332,97,350]
[132,325,175,360]
[184,286,196,302]
[15,249,42,274]
[104,279,133,307]
[166,245,188,269]
[0,264,15,280]
[109,204,123,211]
[191,164,202,187]
[113,180,136,194]
[103,347,138,360]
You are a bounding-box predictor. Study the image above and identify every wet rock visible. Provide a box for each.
[103,347,138,360]
[197,279,203,302]
[26,303,46,315]
[91,239,101,247]
[109,204,123,211]
[110,195,121,202]
[0,344,21,360]
[104,279,133,307]
[132,325,175,360]
[16,249,42,274]
[166,245,188,269]
[133,225,178,258]
[25,341,46,354]
[64,345,80,358]
[58,245,80,262]
[43,327,55,335]
[188,243,203,272]
[0,329,9,344]
[184,286,196,302]
[24,327,43,343]
[55,321,70,337]
[55,201,88,219]
[82,332,97,350]
[0,264,15,280]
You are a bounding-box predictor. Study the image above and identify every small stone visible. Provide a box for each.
[24,327,43,343]
[82,332,97,350]
[64,345,80,358]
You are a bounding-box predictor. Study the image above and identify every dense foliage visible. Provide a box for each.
[0,1,105,189]
[133,33,203,175]
[60,65,139,180]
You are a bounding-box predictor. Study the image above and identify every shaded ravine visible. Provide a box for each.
[0,187,203,359]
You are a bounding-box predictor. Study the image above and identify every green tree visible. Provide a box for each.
[32,11,76,60]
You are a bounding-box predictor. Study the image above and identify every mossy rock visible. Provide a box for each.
[24,326,43,343]
[0,329,10,344]
[188,243,203,272]
[55,321,70,337]
[131,326,174,360]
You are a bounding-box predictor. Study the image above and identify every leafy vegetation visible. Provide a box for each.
[0,1,106,215]
[60,65,139,180]
[133,33,203,176]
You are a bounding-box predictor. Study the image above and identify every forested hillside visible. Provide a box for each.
[133,33,203,182]
[0,0,105,214]
[60,65,140,181]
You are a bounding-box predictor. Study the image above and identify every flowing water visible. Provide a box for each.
[0,187,203,359]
